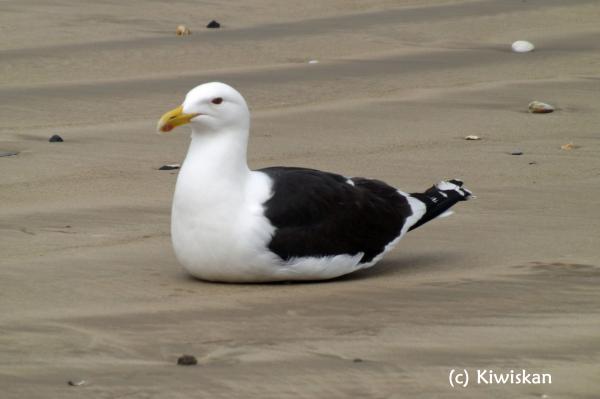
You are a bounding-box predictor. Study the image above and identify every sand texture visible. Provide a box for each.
[1,0,599,398]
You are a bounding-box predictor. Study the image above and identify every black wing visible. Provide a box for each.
[259,167,413,263]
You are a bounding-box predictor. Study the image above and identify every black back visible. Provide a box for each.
[259,167,413,263]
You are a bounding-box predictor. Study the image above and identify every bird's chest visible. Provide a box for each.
[171,183,247,262]
[169,170,276,279]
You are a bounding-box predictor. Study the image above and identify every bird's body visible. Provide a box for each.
[158,82,472,282]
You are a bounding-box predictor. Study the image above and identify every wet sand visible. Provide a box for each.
[1,0,599,397]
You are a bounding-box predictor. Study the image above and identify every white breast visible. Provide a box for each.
[171,167,284,282]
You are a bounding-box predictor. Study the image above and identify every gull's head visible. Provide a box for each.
[157,82,249,134]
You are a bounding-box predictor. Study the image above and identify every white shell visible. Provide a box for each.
[176,25,191,36]
[511,40,534,53]
[528,101,554,114]
[464,135,481,140]
[308,60,319,64]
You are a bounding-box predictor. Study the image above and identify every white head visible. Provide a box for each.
[157,82,250,135]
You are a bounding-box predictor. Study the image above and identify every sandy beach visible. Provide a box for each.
[1,0,600,397]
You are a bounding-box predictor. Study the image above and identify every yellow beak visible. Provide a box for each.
[157,105,200,133]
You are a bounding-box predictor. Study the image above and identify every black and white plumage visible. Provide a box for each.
[157,82,472,282]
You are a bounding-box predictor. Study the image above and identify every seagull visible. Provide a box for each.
[157,82,472,282]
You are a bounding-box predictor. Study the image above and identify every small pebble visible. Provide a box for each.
[0,151,18,157]
[528,101,554,114]
[176,25,191,36]
[67,380,86,387]
[308,60,319,64]
[352,358,363,363]
[560,142,575,150]
[511,40,535,53]
[177,354,198,366]
[464,135,481,140]
[511,150,523,156]
[529,161,537,165]
[206,20,220,29]
[159,164,181,170]
[49,134,63,142]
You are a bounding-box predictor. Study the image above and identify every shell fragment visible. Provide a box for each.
[512,40,535,53]
[176,25,191,36]
[528,101,554,114]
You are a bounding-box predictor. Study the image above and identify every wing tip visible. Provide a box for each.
[436,179,474,200]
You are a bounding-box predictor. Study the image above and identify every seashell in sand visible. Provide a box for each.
[560,143,575,150]
[177,354,198,366]
[176,25,191,36]
[464,135,481,140]
[528,101,554,114]
[512,40,534,53]
[206,20,221,29]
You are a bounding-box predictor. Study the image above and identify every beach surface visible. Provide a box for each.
[1,0,599,397]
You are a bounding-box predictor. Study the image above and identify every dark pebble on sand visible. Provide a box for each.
[510,150,523,155]
[49,134,63,142]
[177,354,198,366]
[0,151,18,157]
[159,164,181,170]
[67,380,86,386]
[206,20,220,29]
[353,358,363,363]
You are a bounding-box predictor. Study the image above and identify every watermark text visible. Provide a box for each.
[449,369,552,388]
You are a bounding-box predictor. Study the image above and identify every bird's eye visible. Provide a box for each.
[211,97,223,105]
